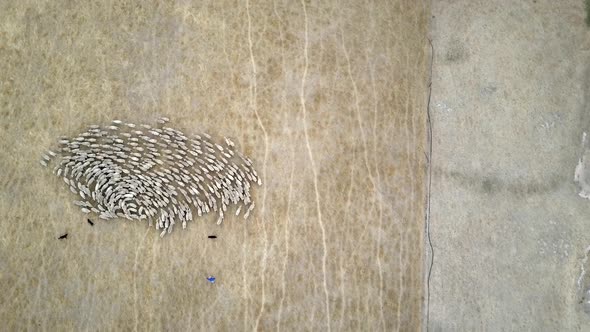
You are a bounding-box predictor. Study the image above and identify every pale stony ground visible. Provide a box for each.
[0,1,429,331]
[428,0,590,331]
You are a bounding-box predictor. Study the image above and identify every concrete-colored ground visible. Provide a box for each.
[428,1,590,331]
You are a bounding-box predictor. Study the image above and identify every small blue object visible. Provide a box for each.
[207,276,216,284]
